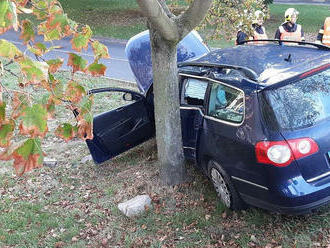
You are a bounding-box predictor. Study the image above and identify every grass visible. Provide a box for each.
[2,5,330,245]
[57,1,330,47]
[266,4,330,38]
[58,0,145,40]
[2,63,330,247]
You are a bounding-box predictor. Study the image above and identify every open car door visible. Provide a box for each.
[86,88,155,164]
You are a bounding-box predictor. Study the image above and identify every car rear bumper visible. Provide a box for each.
[241,193,330,214]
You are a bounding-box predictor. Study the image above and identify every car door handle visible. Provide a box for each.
[116,107,125,112]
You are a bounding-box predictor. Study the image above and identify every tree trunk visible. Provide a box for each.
[149,27,186,185]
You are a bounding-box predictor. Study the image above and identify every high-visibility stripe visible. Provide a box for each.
[279,24,302,43]
[323,17,330,45]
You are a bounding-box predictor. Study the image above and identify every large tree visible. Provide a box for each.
[136,0,212,185]
[137,0,267,185]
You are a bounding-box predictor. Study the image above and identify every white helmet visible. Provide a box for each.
[285,8,299,22]
[253,10,264,24]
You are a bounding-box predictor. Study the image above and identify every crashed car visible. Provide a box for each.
[86,30,330,214]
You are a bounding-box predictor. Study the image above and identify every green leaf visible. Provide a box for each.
[33,1,48,20]
[0,39,22,59]
[67,53,87,73]
[47,58,63,73]
[28,42,47,56]
[87,62,106,76]
[91,40,110,60]
[65,80,86,103]
[55,123,75,142]
[0,121,14,147]
[0,0,17,34]
[19,104,48,138]
[13,138,44,175]
[38,23,61,41]
[0,101,5,123]
[20,20,35,44]
[78,95,93,123]
[17,57,49,84]
[71,25,92,52]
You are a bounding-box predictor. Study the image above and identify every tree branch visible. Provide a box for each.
[158,0,175,18]
[177,0,212,38]
[137,0,179,41]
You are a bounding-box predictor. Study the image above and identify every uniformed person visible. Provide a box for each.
[316,17,330,46]
[236,10,268,45]
[274,8,305,42]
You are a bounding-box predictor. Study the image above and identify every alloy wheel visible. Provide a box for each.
[211,167,231,208]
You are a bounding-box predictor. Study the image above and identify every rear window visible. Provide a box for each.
[263,68,330,130]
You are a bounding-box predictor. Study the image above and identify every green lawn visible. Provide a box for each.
[57,1,330,47]
[266,4,330,38]
[58,0,145,40]
[1,59,330,247]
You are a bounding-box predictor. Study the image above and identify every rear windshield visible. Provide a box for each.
[262,68,330,130]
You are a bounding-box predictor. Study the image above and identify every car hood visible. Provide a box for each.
[125,30,210,94]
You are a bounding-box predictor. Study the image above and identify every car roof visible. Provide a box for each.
[191,43,330,86]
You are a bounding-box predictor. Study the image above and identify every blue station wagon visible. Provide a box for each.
[86,31,330,214]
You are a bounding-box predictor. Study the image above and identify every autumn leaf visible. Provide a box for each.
[77,95,93,123]
[12,92,29,119]
[87,62,106,76]
[0,120,15,147]
[0,39,22,59]
[20,20,35,44]
[0,0,18,34]
[19,104,48,138]
[0,101,5,123]
[45,97,56,118]
[65,81,86,103]
[38,22,62,41]
[32,1,48,20]
[67,53,87,73]
[71,25,92,52]
[15,0,29,7]
[17,57,49,84]
[28,42,47,56]
[12,138,44,176]
[77,118,93,141]
[47,58,63,73]
[55,123,75,142]
[91,40,110,60]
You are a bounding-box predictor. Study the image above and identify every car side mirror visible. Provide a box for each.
[123,92,134,101]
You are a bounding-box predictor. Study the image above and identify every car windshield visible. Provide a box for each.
[263,68,330,130]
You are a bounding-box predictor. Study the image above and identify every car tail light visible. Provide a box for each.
[255,138,319,167]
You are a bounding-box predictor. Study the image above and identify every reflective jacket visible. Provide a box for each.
[322,17,330,46]
[279,24,302,41]
[253,26,268,44]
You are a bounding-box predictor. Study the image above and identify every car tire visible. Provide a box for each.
[208,160,247,210]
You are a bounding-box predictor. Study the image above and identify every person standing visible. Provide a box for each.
[236,10,268,45]
[316,17,330,46]
[275,8,305,42]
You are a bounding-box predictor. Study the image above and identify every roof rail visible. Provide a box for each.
[243,39,330,51]
[178,62,258,81]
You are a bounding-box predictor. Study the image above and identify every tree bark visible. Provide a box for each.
[149,27,186,185]
[137,0,212,185]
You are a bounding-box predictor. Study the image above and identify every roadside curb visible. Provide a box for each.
[59,69,137,86]
[93,36,129,45]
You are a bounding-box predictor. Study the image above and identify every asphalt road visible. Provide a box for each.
[0,29,136,83]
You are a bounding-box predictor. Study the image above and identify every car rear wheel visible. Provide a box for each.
[208,160,246,210]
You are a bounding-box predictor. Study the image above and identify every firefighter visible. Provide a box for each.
[236,10,268,45]
[275,8,305,42]
[316,17,330,46]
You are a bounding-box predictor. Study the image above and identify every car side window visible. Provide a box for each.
[208,83,244,124]
[182,78,208,106]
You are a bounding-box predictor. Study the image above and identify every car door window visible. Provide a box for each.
[208,83,244,124]
[182,78,208,106]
